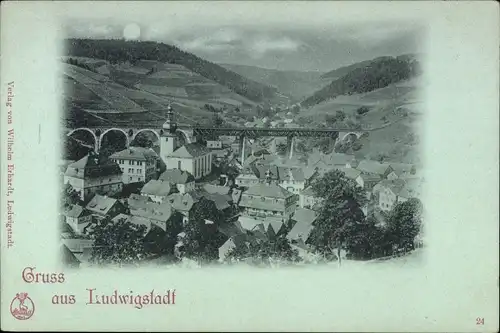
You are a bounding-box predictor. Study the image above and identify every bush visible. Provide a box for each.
[356,106,370,115]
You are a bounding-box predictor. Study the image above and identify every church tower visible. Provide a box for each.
[160,104,178,164]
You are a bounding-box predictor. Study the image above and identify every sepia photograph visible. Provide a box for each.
[59,12,426,268]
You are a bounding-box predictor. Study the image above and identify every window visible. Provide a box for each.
[138,177,142,182]
[129,176,133,181]
[177,161,181,169]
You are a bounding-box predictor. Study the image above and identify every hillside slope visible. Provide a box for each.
[66,39,279,103]
[302,54,422,108]
[295,76,426,165]
[220,63,326,101]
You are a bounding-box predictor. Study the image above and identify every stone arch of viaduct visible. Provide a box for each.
[66,127,194,152]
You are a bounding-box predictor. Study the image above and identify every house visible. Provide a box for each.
[219,234,250,262]
[127,199,183,232]
[158,169,195,193]
[110,147,159,184]
[206,140,222,149]
[85,194,125,219]
[239,179,298,222]
[298,186,323,209]
[387,163,417,179]
[308,150,358,172]
[140,179,175,203]
[61,244,81,268]
[236,164,317,194]
[164,143,213,180]
[211,148,231,162]
[334,167,364,188]
[63,204,92,235]
[128,193,150,209]
[356,160,393,179]
[64,152,123,201]
[237,216,286,239]
[61,237,94,263]
[235,165,260,187]
[373,178,423,212]
[164,192,196,224]
[359,173,383,191]
[287,208,317,247]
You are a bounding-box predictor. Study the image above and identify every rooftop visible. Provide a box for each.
[300,186,316,196]
[334,167,362,180]
[292,208,318,225]
[85,194,119,215]
[129,200,174,224]
[287,221,314,242]
[63,204,90,218]
[110,146,158,161]
[244,182,295,199]
[356,160,392,175]
[65,153,122,179]
[141,180,173,197]
[166,193,196,212]
[159,169,195,184]
[389,163,416,176]
[203,184,231,195]
[169,143,211,158]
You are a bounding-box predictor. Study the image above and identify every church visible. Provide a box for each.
[159,105,213,180]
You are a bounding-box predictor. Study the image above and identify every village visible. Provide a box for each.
[60,105,424,267]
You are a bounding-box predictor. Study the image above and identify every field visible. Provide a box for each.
[62,57,263,125]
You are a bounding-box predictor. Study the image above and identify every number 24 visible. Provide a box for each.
[476,317,484,325]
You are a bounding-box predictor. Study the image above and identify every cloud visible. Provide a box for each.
[249,36,302,56]
[331,22,422,46]
[69,22,116,38]
[174,29,241,53]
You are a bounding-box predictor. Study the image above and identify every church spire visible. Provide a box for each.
[163,103,177,133]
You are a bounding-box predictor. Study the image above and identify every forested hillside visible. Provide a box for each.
[302,55,422,107]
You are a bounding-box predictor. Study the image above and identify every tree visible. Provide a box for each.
[336,110,346,121]
[356,106,370,115]
[181,198,226,264]
[61,183,81,208]
[144,213,183,257]
[213,114,224,127]
[308,170,368,265]
[89,217,148,266]
[130,134,153,148]
[276,142,288,156]
[325,115,337,126]
[385,198,423,253]
[343,215,390,260]
[291,104,301,114]
[225,233,300,266]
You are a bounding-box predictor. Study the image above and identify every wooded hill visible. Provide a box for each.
[302,55,422,108]
[66,38,279,103]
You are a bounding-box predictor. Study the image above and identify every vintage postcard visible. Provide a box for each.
[1,1,498,331]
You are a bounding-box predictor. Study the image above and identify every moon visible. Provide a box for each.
[123,23,141,40]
